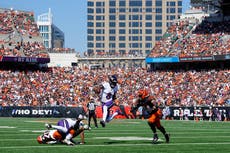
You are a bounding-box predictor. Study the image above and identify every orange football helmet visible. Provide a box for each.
[138,89,149,99]
[37,135,43,144]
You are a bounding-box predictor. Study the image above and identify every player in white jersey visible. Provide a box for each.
[45,114,88,145]
[94,75,122,127]
[37,127,87,145]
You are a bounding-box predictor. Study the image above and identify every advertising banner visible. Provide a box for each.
[214,54,230,61]
[167,106,229,121]
[96,106,230,121]
[0,56,50,64]
[0,106,85,118]
[0,106,229,121]
[146,57,179,63]
[179,56,214,62]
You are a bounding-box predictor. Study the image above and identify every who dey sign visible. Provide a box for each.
[0,106,84,118]
[12,109,52,115]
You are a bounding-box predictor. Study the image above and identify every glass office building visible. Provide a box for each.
[37,8,65,49]
[87,0,182,56]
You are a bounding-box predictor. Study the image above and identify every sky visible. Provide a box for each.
[1,0,191,54]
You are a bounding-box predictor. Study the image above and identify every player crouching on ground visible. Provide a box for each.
[37,126,87,145]
[132,89,170,144]
[62,115,89,145]
[39,114,89,145]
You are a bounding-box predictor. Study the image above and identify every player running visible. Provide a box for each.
[132,89,170,143]
[93,75,123,127]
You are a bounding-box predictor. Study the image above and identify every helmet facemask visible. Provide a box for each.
[109,75,117,88]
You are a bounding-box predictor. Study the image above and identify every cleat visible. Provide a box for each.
[152,133,158,144]
[83,124,89,130]
[45,123,52,129]
[165,133,170,143]
[63,139,75,146]
[100,120,106,127]
[84,125,91,131]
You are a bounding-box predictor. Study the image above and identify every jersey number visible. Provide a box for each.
[106,93,112,100]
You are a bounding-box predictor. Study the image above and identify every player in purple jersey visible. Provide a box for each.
[45,114,88,145]
[93,75,123,127]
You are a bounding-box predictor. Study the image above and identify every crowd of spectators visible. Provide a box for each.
[148,18,197,57]
[0,8,229,111]
[170,20,230,57]
[0,40,49,58]
[148,18,230,58]
[0,67,229,109]
[0,8,49,58]
[21,41,48,58]
[0,8,39,36]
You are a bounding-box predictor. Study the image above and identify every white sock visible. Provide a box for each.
[102,105,108,122]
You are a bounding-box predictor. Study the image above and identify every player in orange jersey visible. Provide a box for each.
[37,129,66,144]
[40,114,88,145]
[37,127,85,145]
[132,89,170,144]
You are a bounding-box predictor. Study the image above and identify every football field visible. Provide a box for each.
[0,117,230,153]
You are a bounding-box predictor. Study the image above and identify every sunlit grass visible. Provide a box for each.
[0,118,229,153]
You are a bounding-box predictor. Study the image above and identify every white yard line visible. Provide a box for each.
[1,142,230,149]
[0,126,16,128]
[1,135,230,142]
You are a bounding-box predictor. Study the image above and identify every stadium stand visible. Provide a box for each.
[148,18,198,57]
[0,8,50,68]
[0,4,229,121]
[148,18,230,58]
[0,67,229,107]
[148,0,230,58]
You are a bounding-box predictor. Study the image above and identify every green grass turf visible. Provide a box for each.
[0,117,229,153]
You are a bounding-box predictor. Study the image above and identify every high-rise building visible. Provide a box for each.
[37,8,65,49]
[87,0,182,56]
